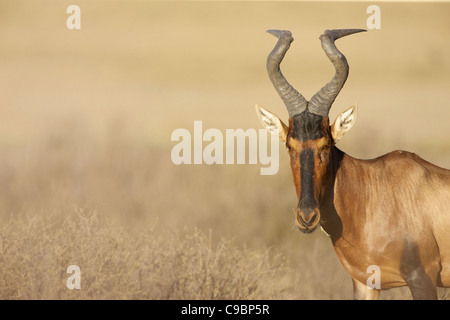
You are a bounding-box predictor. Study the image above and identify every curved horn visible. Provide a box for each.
[266,30,308,117]
[308,29,366,117]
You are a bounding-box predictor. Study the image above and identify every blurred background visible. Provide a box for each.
[0,1,448,299]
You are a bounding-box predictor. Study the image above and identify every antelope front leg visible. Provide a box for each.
[404,270,438,300]
[352,278,380,300]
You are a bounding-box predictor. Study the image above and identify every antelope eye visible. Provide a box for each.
[319,140,331,152]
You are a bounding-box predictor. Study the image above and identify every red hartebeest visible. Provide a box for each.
[256,29,450,299]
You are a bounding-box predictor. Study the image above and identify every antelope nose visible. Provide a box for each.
[296,207,320,229]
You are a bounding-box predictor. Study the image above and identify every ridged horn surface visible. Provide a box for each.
[308,29,366,116]
[266,30,308,117]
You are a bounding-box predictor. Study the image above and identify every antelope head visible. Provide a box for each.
[256,29,365,233]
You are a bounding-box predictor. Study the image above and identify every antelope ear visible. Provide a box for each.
[255,104,289,142]
[331,104,358,143]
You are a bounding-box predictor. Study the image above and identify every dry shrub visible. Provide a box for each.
[0,209,285,300]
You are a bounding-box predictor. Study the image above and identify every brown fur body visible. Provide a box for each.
[320,147,450,298]
[258,28,450,299]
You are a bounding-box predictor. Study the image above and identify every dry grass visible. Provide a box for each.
[0,131,413,300]
[0,1,449,299]
[0,209,287,300]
